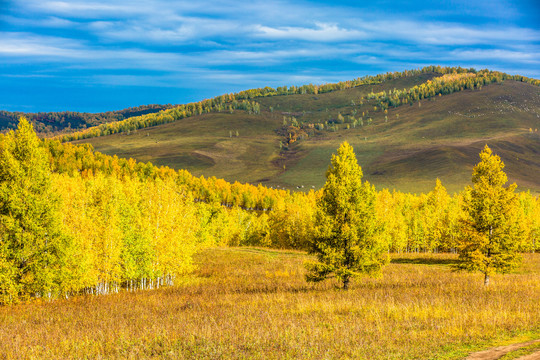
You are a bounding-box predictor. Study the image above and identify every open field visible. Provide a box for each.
[76,78,540,194]
[1,248,539,359]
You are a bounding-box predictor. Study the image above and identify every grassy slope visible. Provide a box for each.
[273,80,540,193]
[1,248,539,359]
[79,112,283,184]
[75,75,540,193]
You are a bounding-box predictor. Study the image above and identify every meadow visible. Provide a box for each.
[1,248,539,359]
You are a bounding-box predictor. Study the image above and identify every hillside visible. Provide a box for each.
[71,71,540,194]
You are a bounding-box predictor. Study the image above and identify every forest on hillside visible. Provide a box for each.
[54,67,540,144]
[1,118,538,304]
[4,66,539,144]
[0,104,175,134]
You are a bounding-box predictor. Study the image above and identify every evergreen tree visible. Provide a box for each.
[456,145,523,285]
[0,118,65,303]
[305,142,388,289]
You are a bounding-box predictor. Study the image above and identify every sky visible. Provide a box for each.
[1,0,539,113]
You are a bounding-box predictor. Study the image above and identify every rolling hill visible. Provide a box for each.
[65,69,539,194]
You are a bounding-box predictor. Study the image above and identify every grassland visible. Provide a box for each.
[1,248,539,359]
[273,80,540,193]
[77,112,284,184]
[75,76,540,194]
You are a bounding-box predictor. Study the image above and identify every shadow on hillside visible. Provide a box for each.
[391,257,460,266]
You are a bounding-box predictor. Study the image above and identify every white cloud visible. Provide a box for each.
[1,74,54,78]
[360,20,540,45]
[1,15,76,28]
[0,32,191,70]
[0,33,85,57]
[205,45,362,65]
[10,0,540,48]
[0,32,364,69]
[255,23,366,42]
[450,49,540,64]
[91,17,244,44]
[30,1,136,18]
[23,0,286,22]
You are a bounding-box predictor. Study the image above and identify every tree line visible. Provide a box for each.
[53,66,472,142]
[10,65,444,133]
[1,118,539,302]
[2,65,451,134]
[0,104,175,134]
[364,70,540,110]
[267,70,540,148]
[4,67,539,145]
[55,99,261,142]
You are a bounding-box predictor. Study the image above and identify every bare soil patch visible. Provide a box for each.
[466,339,540,360]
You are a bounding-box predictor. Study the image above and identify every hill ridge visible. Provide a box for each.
[27,65,538,194]
[6,66,538,142]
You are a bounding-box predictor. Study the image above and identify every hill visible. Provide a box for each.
[70,69,540,194]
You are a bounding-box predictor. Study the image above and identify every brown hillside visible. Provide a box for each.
[76,79,540,194]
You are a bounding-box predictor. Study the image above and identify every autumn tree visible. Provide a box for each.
[267,191,317,249]
[423,179,451,252]
[0,118,65,303]
[305,142,388,289]
[456,145,523,285]
[376,189,408,252]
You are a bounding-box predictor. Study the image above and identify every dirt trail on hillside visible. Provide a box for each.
[465,339,540,360]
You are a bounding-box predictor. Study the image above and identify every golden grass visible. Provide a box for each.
[1,248,539,359]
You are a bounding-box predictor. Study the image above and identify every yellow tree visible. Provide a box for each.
[442,193,466,252]
[267,191,317,249]
[0,118,65,303]
[52,174,98,295]
[457,145,523,285]
[516,192,540,252]
[423,179,451,252]
[403,193,426,252]
[532,195,540,253]
[86,175,124,294]
[142,179,199,287]
[376,189,407,252]
[118,176,153,290]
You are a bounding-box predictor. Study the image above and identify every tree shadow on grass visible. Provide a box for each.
[391,257,460,266]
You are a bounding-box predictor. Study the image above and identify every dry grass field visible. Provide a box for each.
[1,248,539,359]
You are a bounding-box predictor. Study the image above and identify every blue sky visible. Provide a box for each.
[1,0,539,113]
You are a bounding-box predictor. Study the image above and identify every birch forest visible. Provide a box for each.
[0,118,538,304]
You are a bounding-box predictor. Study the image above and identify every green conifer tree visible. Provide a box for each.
[456,145,523,285]
[305,142,388,289]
